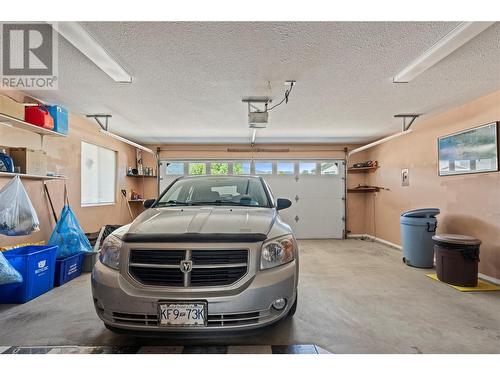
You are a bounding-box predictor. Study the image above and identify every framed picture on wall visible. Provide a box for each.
[438,122,499,176]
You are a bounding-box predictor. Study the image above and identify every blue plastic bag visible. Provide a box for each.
[48,205,92,259]
[0,251,23,285]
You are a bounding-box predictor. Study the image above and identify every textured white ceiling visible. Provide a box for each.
[25,22,500,144]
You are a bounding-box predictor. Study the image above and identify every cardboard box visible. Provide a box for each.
[9,148,47,176]
[0,95,25,120]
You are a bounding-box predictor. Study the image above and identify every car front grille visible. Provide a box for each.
[108,310,272,328]
[128,249,248,287]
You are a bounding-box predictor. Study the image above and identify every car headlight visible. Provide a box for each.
[99,235,122,270]
[260,234,295,270]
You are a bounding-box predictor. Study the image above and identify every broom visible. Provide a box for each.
[121,189,134,220]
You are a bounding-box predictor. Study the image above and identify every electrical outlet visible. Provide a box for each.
[402,168,409,186]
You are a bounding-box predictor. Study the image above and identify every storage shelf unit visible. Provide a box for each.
[126,174,157,178]
[0,113,66,137]
[0,171,67,181]
[347,187,380,193]
[347,166,379,173]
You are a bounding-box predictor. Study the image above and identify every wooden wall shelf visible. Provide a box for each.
[347,166,379,173]
[0,171,67,181]
[0,113,66,137]
[347,187,380,193]
[126,174,157,178]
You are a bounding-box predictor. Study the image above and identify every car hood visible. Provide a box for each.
[125,206,276,238]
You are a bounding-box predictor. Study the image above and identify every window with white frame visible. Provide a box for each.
[233,161,251,174]
[255,161,273,174]
[165,162,184,175]
[81,141,116,206]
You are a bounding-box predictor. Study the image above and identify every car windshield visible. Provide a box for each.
[156,177,271,207]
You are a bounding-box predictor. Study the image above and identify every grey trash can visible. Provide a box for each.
[400,208,440,268]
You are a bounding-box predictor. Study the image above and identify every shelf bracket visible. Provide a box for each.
[86,114,112,131]
[394,114,421,131]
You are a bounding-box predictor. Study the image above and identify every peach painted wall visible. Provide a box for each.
[362,90,500,279]
[0,91,149,248]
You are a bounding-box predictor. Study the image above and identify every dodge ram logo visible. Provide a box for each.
[180,260,193,273]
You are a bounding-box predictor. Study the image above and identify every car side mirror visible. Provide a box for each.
[143,199,156,209]
[276,198,292,211]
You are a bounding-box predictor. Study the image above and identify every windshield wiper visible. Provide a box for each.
[190,201,259,207]
[157,200,192,207]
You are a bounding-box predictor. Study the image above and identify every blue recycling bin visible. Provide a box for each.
[0,245,57,303]
[400,208,440,268]
[46,105,68,135]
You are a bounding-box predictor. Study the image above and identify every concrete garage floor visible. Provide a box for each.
[1,239,500,354]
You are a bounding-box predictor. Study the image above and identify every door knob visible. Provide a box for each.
[295,195,299,202]
[295,215,299,222]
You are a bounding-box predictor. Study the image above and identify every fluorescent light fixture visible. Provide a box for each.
[54,22,132,83]
[99,128,155,155]
[348,130,413,157]
[393,22,495,83]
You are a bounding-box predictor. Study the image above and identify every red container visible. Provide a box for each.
[25,106,54,129]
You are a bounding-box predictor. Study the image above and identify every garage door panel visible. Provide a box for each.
[159,159,345,240]
[297,179,344,198]
[295,197,343,238]
[265,160,345,239]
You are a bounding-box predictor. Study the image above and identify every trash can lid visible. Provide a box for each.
[401,208,440,218]
[432,234,481,246]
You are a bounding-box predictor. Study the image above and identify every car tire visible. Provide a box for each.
[288,295,298,317]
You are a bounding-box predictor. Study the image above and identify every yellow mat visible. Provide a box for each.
[426,273,500,292]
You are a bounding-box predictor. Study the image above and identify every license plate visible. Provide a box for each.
[158,302,207,327]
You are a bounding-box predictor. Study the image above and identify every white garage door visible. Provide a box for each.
[159,159,345,239]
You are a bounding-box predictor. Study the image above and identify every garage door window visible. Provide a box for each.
[320,162,339,175]
[81,141,116,206]
[165,162,184,175]
[210,162,229,175]
[255,162,273,174]
[299,162,316,175]
[189,162,206,175]
[277,162,295,175]
[233,161,250,175]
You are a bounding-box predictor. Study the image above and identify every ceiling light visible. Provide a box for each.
[53,22,132,83]
[98,129,155,155]
[393,22,495,83]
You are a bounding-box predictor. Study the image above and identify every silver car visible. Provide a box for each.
[91,175,298,332]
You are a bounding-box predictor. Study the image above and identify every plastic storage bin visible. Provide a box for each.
[0,148,14,172]
[82,252,98,272]
[400,208,440,268]
[46,105,68,135]
[54,252,84,286]
[25,106,54,129]
[0,245,57,303]
[433,234,481,287]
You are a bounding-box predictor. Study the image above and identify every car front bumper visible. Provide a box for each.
[91,259,298,332]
